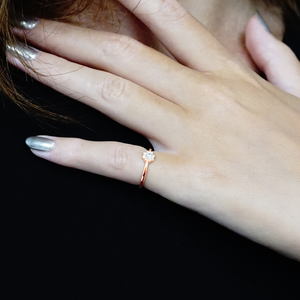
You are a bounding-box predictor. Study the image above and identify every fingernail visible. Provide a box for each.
[7,42,39,60]
[255,12,271,33]
[17,16,40,30]
[26,137,55,152]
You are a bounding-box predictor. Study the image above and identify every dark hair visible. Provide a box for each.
[1,0,112,120]
[0,0,299,120]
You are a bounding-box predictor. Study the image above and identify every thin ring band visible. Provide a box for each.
[139,149,155,189]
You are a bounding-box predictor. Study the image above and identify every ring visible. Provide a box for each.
[139,149,155,189]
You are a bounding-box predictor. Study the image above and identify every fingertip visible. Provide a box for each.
[246,14,273,54]
[25,135,58,159]
[245,13,281,74]
[246,13,271,34]
[30,148,50,159]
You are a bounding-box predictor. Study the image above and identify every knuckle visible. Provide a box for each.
[99,77,127,104]
[66,139,83,168]
[107,147,129,172]
[102,34,141,59]
[160,0,188,22]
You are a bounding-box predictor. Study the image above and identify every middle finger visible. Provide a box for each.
[20,20,199,106]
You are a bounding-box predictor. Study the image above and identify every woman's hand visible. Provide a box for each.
[9,0,300,259]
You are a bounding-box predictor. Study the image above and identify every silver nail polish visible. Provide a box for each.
[26,137,55,152]
[255,12,271,33]
[19,16,40,30]
[7,43,39,60]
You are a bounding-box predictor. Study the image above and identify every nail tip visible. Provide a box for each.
[255,11,271,33]
[25,137,32,147]
[17,16,40,30]
[25,136,55,152]
[7,43,39,61]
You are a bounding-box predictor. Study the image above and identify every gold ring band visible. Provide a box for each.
[139,149,155,189]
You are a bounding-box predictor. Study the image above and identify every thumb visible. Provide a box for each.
[246,13,300,97]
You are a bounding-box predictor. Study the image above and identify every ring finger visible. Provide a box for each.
[27,137,179,197]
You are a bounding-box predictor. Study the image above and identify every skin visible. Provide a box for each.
[9,0,300,259]
[72,0,285,69]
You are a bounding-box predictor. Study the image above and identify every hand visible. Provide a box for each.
[9,0,300,259]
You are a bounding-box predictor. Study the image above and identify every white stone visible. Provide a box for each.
[143,151,155,162]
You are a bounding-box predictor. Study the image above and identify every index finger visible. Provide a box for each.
[118,0,235,72]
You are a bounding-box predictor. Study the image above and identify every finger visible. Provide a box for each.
[8,49,184,147]
[246,14,300,97]
[19,19,198,104]
[118,0,235,72]
[26,137,175,195]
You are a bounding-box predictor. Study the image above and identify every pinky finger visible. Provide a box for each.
[25,136,163,189]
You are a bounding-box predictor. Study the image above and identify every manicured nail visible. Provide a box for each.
[18,16,40,30]
[26,137,55,152]
[7,42,39,60]
[255,12,271,33]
